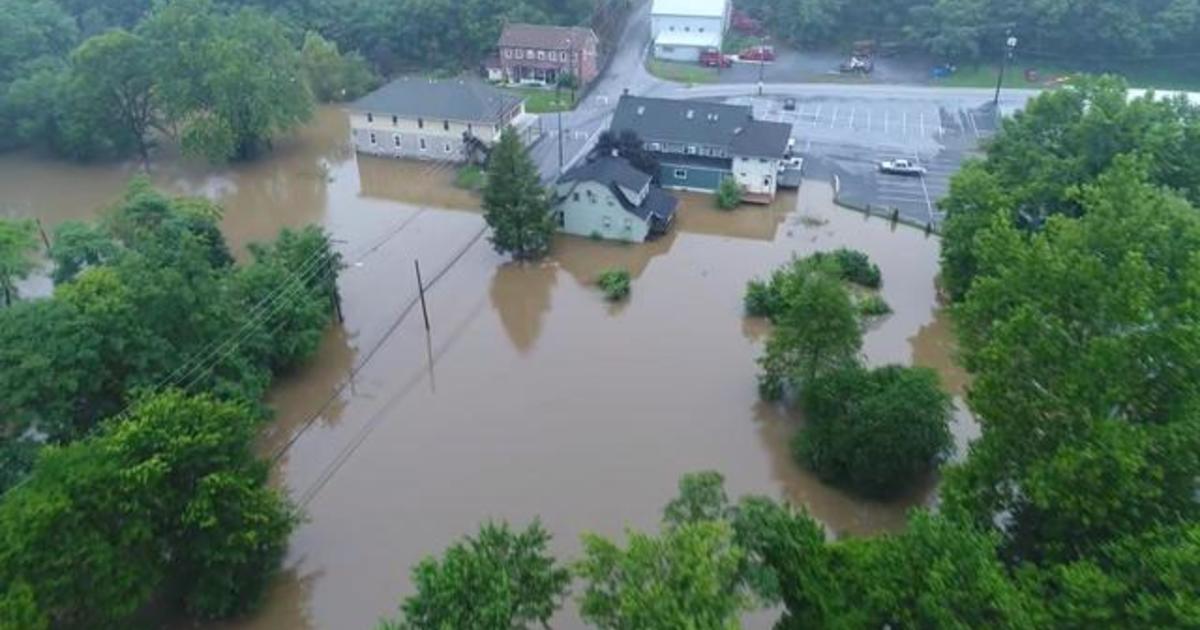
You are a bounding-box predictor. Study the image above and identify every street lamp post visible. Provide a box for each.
[993,33,1018,107]
[757,35,767,96]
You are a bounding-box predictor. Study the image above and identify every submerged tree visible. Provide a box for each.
[482,130,555,261]
[0,218,40,307]
[378,521,570,630]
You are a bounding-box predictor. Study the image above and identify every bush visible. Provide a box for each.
[793,365,953,498]
[596,268,631,301]
[829,249,882,289]
[858,294,892,317]
[716,177,742,210]
[744,279,781,318]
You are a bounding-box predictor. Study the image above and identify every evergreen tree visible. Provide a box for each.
[482,130,555,261]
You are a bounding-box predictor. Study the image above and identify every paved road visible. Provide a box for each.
[528,1,1041,226]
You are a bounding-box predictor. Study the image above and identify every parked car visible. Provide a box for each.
[783,97,796,111]
[840,56,874,74]
[879,159,927,176]
[699,48,733,68]
[739,45,776,62]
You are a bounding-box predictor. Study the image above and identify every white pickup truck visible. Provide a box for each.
[879,158,927,176]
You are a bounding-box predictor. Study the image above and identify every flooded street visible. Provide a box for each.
[0,107,970,629]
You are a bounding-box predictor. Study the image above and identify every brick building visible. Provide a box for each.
[497,23,600,86]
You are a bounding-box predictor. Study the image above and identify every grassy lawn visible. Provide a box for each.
[504,87,577,113]
[454,165,487,191]
[933,61,1200,92]
[645,59,719,85]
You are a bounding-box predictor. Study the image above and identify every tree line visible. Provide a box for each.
[375,76,1200,628]
[737,0,1200,63]
[0,179,342,626]
[0,0,376,164]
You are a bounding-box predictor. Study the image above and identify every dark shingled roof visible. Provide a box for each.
[349,77,522,123]
[499,23,598,50]
[731,120,793,159]
[560,156,677,222]
[561,156,651,192]
[610,95,792,160]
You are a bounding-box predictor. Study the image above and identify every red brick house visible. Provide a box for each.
[497,23,600,86]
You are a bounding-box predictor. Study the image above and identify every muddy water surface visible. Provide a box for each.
[0,109,970,630]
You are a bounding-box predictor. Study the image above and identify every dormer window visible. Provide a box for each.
[366,112,373,123]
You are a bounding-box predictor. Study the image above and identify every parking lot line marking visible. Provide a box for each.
[812,104,822,128]
[848,107,856,129]
[937,112,944,137]
[967,111,980,137]
[830,106,839,129]
[903,112,909,136]
[920,112,926,137]
[796,104,806,120]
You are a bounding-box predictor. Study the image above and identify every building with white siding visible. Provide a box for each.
[650,0,730,61]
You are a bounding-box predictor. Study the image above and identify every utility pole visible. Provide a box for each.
[414,259,430,332]
[994,32,1018,107]
[757,35,766,96]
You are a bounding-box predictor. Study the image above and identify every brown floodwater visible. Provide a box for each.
[0,107,972,630]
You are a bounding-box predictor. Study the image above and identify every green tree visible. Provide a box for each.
[757,270,861,399]
[576,521,750,629]
[0,392,296,626]
[66,29,159,165]
[482,129,555,260]
[943,156,1200,569]
[46,220,119,284]
[716,177,742,210]
[140,0,313,161]
[794,364,954,498]
[300,30,377,103]
[0,218,40,307]
[379,521,570,630]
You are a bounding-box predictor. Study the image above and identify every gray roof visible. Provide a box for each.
[642,188,678,222]
[731,120,793,159]
[499,23,598,50]
[561,156,651,192]
[610,95,791,159]
[349,77,523,123]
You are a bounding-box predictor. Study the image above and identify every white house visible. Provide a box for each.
[650,0,731,62]
[553,156,678,242]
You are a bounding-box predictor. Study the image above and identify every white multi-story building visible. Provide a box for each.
[650,0,731,62]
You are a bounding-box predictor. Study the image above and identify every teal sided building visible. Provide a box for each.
[657,156,731,192]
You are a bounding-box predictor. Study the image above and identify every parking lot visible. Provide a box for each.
[717,93,1002,227]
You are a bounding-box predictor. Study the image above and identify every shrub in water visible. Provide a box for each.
[596,268,631,301]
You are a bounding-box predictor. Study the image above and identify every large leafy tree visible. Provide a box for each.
[482,130,555,261]
[940,76,1200,300]
[378,521,570,630]
[66,29,158,166]
[140,0,313,162]
[757,269,861,399]
[943,157,1200,565]
[576,521,750,629]
[795,364,954,498]
[0,218,40,307]
[0,391,296,627]
[299,30,377,103]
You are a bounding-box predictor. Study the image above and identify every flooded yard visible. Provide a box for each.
[0,107,969,629]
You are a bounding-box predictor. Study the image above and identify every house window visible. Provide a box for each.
[687,145,698,155]
[515,49,523,59]
[444,143,452,153]
[419,138,427,151]
[699,27,705,32]
[369,132,377,145]
[367,112,373,123]
[669,25,676,31]
[392,115,398,125]
[573,192,581,202]
[586,190,596,203]
[684,26,691,32]
[648,142,661,151]
[537,50,545,60]
[443,120,449,131]
[674,168,688,180]
[503,49,512,58]
[602,216,613,228]
[393,134,401,147]
[624,218,633,229]
[418,118,424,129]
[527,49,535,59]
